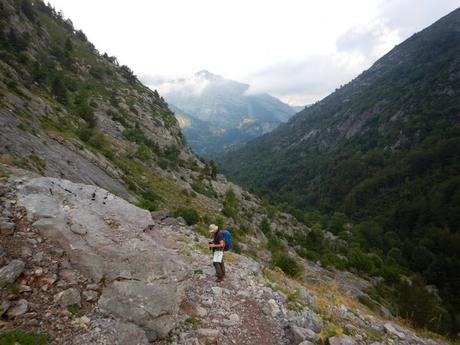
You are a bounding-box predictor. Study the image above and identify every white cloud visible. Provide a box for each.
[48,0,460,105]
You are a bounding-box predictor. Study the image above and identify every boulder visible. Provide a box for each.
[0,259,25,287]
[99,280,182,341]
[286,308,322,333]
[329,335,356,345]
[0,221,15,235]
[286,325,320,344]
[7,299,29,317]
[83,290,98,302]
[384,322,406,339]
[268,298,281,317]
[197,328,219,340]
[211,287,222,298]
[223,313,240,327]
[54,287,81,307]
[150,210,170,220]
[1,300,11,316]
[54,288,81,307]
[75,319,149,345]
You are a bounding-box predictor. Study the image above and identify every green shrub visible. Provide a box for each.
[123,126,146,144]
[88,134,104,149]
[193,223,210,237]
[266,233,283,253]
[320,252,347,270]
[67,304,82,316]
[348,247,375,274]
[0,330,47,345]
[260,217,270,234]
[135,144,151,161]
[191,179,216,198]
[173,207,200,225]
[272,253,303,277]
[222,188,239,219]
[137,189,158,211]
[397,275,452,334]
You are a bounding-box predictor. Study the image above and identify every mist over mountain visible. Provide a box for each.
[154,70,299,155]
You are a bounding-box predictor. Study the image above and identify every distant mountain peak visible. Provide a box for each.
[194,70,222,80]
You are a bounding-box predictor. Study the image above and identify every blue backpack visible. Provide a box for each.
[222,229,233,251]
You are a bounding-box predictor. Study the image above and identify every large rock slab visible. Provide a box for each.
[0,259,25,287]
[16,177,190,340]
[74,319,149,345]
[99,280,182,341]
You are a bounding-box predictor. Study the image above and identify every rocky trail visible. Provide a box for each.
[0,174,450,345]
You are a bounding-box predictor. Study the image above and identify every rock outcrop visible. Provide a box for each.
[15,176,190,341]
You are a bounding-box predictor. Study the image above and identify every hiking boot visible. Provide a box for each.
[216,278,223,282]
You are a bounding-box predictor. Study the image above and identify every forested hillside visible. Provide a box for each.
[219,7,460,334]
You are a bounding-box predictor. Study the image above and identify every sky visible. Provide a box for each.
[48,0,460,106]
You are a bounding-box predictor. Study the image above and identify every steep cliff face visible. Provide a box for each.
[0,0,194,204]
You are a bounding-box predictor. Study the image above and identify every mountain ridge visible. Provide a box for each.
[218,6,460,335]
[154,70,298,155]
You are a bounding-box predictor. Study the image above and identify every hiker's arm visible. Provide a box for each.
[209,240,225,249]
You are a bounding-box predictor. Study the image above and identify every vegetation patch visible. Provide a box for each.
[0,330,47,345]
[173,207,200,226]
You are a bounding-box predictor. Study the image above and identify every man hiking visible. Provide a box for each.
[208,224,225,282]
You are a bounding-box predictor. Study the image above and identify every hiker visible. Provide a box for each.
[208,224,225,282]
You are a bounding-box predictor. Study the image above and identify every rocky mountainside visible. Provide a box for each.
[154,70,298,155]
[0,169,450,345]
[0,0,456,344]
[219,6,460,335]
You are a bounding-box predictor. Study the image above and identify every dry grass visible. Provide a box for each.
[0,154,13,165]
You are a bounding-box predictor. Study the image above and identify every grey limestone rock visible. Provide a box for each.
[329,335,356,345]
[286,325,320,344]
[1,300,11,316]
[17,177,186,285]
[6,299,29,317]
[74,318,149,345]
[98,280,183,341]
[150,210,170,220]
[54,287,81,307]
[197,328,219,339]
[286,308,322,333]
[83,290,98,302]
[0,221,15,235]
[0,259,25,287]
[384,322,406,339]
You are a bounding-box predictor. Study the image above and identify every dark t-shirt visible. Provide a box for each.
[213,230,224,252]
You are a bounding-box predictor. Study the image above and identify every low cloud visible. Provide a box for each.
[140,73,210,97]
[377,0,460,38]
[244,54,365,106]
[140,0,459,107]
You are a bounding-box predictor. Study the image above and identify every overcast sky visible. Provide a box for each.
[48,0,459,105]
